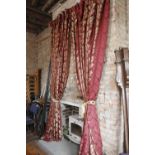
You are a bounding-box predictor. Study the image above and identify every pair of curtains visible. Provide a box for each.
[44,0,110,154]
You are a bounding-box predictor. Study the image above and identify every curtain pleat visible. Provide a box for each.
[70,0,110,154]
[43,12,71,141]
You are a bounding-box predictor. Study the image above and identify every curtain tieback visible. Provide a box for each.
[79,100,96,118]
[52,98,59,103]
[84,100,96,106]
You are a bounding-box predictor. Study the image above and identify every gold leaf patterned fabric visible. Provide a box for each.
[43,12,71,141]
[70,0,110,154]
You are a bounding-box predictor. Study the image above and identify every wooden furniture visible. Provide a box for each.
[26,69,41,103]
[115,47,129,153]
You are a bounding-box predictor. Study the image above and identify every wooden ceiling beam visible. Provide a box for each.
[26,2,52,34]
[27,7,51,18]
[31,0,39,6]
[48,0,67,14]
[41,0,54,11]
[27,16,48,27]
[27,20,47,29]
[26,28,38,34]
[27,22,43,29]
[26,8,52,27]
[27,13,51,24]
[27,23,43,34]
[41,0,58,12]
[26,23,41,30]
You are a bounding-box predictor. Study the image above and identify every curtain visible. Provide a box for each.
[70,0,110,154]
[43,12,71,141]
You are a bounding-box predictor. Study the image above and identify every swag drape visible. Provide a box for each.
[43,12,71,141]
[70,0,110,154]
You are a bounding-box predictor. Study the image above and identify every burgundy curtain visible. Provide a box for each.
[43,12,71,141]
[42,1,110,155]
[70,0,110,154]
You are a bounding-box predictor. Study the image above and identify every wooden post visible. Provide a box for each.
[34,69,42,98]
[115,48,129,153]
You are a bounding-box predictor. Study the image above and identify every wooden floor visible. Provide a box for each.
[26,131,39,143]
[26,131,52,155]
[26,141,48,155]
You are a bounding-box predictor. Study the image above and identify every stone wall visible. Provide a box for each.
[36,28,51,97]
[26,28,51,96]
[26,32,37,74]
[96,0,129,154]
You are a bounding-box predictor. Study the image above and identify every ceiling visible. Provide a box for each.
[26,0,61,34]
